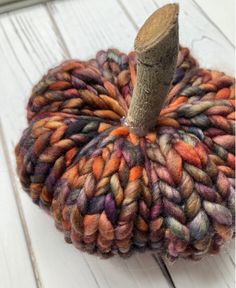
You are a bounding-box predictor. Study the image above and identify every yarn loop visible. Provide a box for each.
[16,47,235,261]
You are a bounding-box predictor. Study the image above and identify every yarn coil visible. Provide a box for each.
[16,46,235,261]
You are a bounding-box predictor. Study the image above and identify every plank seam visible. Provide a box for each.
[0,120,42,288]
[8,15,41,75]
[81,254,101,288]
[0,20,34,84]
[46,1,71,59]
[8,14,48,76]
[17,10,55,66]
[0,0,48,14]
[226,250,235,267]
[116,0,138,30]
[13,14,49,70]
[151,0,159,8]
[152,254,176,288]
[192,0,234,48]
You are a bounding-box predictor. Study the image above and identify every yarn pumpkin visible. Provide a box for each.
[15,4,235,261]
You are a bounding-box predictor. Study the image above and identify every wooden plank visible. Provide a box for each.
[0,127,37,288]
[0,2,169,288]
[118,1,235,288]
[225,241,235,265]
[194,0,235,44]
[0,0,48,14]
[166,251,235,288]
[155,0,234,75]
[0,4,104,288]
[117,0,156,28]
[48,0,137,59]
[119,0,234,76]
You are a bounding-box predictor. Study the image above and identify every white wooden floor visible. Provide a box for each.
[0,0,235,288]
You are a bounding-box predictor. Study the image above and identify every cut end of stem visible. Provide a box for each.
[135,4,179,58]
[126,3,179,135]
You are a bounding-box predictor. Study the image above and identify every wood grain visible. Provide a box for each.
[120,0,234,75]
[48,0,137,58]
[166,250,235,288]
[194,0,235,43]
[0,0,48,14]
[0,125,37,288]
[0,4,103,288]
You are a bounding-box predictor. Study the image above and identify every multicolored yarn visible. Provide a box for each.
[16,113,114,208]
[15,47,235,261]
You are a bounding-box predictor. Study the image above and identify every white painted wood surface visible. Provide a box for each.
[0,129,37,288]
[194,0,235,43]
[0,1,234,288]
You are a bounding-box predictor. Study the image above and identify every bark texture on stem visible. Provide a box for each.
[127,4,179,135]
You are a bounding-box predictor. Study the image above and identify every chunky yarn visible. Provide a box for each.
[15,47,235,261]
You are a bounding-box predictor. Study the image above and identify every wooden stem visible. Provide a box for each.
[126,4,179,135]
